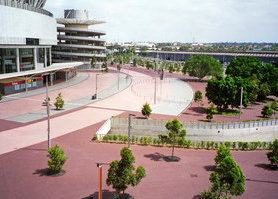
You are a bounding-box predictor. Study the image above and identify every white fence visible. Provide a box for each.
[96,119,111,140]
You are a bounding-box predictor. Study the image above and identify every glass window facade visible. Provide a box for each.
[0,49,17,74]
[19,48,34,72]
[37,48,45,65]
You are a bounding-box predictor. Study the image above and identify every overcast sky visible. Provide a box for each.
[45,0,278,43]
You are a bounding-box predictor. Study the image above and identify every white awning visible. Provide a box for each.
[0,62,83,80]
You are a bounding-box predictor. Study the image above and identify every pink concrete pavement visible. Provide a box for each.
[0,69,172,155]
[0,72,118,119]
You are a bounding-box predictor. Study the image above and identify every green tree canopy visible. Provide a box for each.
[202,147,246,198]
[206,76,258,111]
[226,56,262,79]
[141,103,152,118]
[106,147,146,195]
[158,119,186,159]
[183,55,223,80]
[267,139,278,168]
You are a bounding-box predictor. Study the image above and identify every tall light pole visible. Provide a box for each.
[97,163,102,199]
[128,114,136,148]
[154,77,157,104]
[239,86,243,120]
[95,74,99,99]
[46,75,51,149]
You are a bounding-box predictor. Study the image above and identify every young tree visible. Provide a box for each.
[91,56,97,68]
[47,144,68,174]
[194,90,203,105]
[261,104,274,118]
[214,144,232,165]
[54,92,65,110]
[202,148,245,199]
[158,119,186,160]
[141,103,152,118]
[106,147,146,197]
[267,139,278,168]
[183,55,223,80]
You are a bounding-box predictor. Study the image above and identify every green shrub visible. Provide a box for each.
[141,103,152,118]
[184,140,191,148]
[271,100,278,111]
[102,135,110,141]
[200,141,205,148]
[54,93,65,110]
[47,144,68,174]
[210,141,215,149]
[241,142,249,150]
[112,134,118,141]
[261,104,274,118]
[214,142,219,149]
[206,141,211,149]
[122,135,128,142]
[224,142,231,148]
[250,142,261,150]
[232,142,237,149]
[0,92,2,101]
[261,142,267,149]
[118,135,124,141]
[132,136,137,143]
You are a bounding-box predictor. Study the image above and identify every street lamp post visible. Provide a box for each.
[128,114,136,148]
[239,87,243,120]
[46,75,51,149]
[154,77,157,104]
[95,74,99,99]
[97,163,102,199]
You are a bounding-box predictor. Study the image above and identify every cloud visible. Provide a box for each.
[44,0,278,42]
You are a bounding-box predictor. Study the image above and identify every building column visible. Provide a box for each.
[50,73,54,86]
[16,48,20,72]
[33,48,37,70]
[49,48,52,65]
[44,48,47,67]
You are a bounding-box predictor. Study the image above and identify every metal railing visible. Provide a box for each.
[111,117,278,130]
[0,0,53,17]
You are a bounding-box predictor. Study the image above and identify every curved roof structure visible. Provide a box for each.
[12,0,47,9]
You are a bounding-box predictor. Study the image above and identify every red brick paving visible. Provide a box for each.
[0,121,277,199]
[1,66,278,199]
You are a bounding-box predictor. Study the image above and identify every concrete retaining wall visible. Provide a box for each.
[109,117,278,142]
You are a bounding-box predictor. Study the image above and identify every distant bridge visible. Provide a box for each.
[144,51,278,65]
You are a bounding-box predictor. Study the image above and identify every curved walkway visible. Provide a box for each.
[0,68,193,155]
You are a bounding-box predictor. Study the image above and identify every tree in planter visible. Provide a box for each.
[54,93,65,110]
[158,119,186,161]
[91,56,97,68]
[141,103,152,118]
[194,90,203,106]
[106,147,146,198]
[117,64,122,71]
[267,139,278,168]
[205,103,217,122]
[47,144,68,175]
[0,92,3,101]
[201,149,245,199]
[261,104,274,118]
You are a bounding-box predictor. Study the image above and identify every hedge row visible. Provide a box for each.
[95,134,273,151]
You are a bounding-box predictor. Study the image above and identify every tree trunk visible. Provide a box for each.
[171,144,175,158]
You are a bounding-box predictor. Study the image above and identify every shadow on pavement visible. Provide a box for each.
[33,168,48,176]
[82,190,130,199]
[203,165,216,171]
[192,195,203,199]
[254,163,278,171]
[246,178,278,184]
[188,107,206,114]
[144,152,165,161]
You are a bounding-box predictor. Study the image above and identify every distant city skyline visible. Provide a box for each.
[45,0,278,43]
